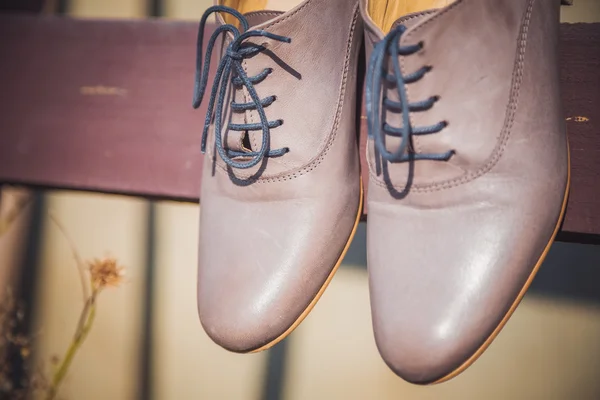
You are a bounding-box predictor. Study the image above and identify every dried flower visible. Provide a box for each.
[1,209,127,399]
[47,256,126,400]
[89,258,125,290]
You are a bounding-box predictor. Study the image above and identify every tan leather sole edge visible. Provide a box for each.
[430,143,572,385]
[249,178,365,353]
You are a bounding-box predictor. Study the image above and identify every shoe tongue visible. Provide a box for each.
[243,10,285,28]
[389,9,438,32]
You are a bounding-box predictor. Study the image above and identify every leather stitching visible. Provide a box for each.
[244,11,282,19]
[394,9,438,26]
[370,0,537,193]
[261,0,313,30]
[209,2,361,183]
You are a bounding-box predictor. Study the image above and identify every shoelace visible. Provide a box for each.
[366,24,454,163]
[192,5,291,169]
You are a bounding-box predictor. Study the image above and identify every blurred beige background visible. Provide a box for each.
[1,1,599,399]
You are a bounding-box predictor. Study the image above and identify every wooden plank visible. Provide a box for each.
[0,15,598,238]
[67,0,146,18]
[556,23,600,239]
[0,0,44,12]
[0,15,204,201]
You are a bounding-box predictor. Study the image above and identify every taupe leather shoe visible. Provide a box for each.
[194,0,363,353]
[361,0,570,384]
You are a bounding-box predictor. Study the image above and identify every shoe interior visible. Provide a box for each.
[219,0,304,26]
[220,0,304,14]
[368,0,457,32]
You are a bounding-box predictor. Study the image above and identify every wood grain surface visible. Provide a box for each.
[0,15,598,238]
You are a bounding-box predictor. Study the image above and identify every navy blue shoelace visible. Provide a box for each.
[366,24,454,163]
[193,6,291,169]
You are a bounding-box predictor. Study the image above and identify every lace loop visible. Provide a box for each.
[366,25,454,163]
[193,5,291,169]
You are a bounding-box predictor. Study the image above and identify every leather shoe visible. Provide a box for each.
[195,0,363,353]
[362,0,570,384]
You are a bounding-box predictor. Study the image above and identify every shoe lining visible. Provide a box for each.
[368,0,457,32]
[220,0,303,26]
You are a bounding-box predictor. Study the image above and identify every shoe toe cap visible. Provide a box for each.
[367,195,561,383]
[198,194,359,352]
[373,311,487,384]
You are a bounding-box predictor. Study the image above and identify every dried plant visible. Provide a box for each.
[0,289,51,400]
[0,195,126,400]
[0,190,48,399]
[44,213,125,400]
[44,256,125,400]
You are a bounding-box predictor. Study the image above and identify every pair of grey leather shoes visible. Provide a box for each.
[194,0,570,384]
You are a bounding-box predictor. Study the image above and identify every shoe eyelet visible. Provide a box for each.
[418,41,425,49]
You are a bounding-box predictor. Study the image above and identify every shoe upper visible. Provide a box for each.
[197,0,363,352]
[361,0,568,383]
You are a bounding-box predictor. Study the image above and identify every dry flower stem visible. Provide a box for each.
[45,257,124,400]
[1,202,126,399]
[45,285,99,400]
[48,211,90,301]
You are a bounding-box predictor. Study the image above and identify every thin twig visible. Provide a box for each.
[45,288,99,400]
[47,211,90,301]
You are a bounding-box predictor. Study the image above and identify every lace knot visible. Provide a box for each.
[226,47,244,60]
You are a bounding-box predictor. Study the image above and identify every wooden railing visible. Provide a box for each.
[0,7,598,241]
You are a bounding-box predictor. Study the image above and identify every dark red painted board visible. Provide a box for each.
[0,15,598,239]
[0,0,45,13]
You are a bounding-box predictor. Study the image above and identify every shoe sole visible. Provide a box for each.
[431,142,572,385]
[249,178,365,353]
